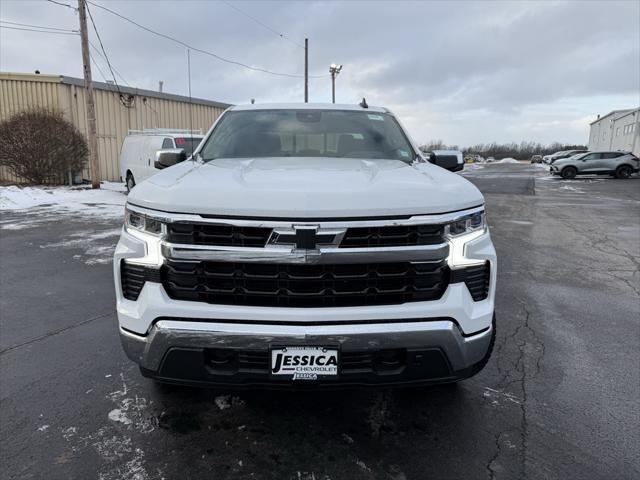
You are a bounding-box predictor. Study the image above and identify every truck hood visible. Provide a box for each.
[127,157,484,218]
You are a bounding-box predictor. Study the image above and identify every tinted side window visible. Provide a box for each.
[162,138,174,149]
[603,152,622,158]
[582,153,597,160]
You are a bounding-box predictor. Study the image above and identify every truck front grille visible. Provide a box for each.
[341,224,443,248]
[166,223,272,247]
[165,222,444,248]
[161,260,449,308]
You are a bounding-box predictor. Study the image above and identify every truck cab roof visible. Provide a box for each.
[229,103,389,113]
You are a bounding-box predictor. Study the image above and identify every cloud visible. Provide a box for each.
[1,0,638,146]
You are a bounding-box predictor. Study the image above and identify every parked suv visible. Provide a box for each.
[113,103,497,387]
[544,149,588,164]
[550,151,639,179]
[548,149,588,164]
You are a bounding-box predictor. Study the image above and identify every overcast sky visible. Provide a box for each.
[1,0,639,146]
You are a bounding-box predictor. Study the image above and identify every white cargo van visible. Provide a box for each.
[119,129,204,191]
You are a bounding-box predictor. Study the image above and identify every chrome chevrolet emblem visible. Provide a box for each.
[267,226,346,250]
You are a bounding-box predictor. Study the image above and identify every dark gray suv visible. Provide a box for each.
[550,151,640,179]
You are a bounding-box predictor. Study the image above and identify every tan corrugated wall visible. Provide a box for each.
[0,74,227,183]
[0,75,61,183]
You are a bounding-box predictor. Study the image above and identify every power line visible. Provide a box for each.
[0,25,78,35]
[46,0,77,10]
[85,1,328,78]
[84,2,123,97]
[221,0,304,49]
[88,40,130,86]
[89,51,109,83]
[0,20,78,32]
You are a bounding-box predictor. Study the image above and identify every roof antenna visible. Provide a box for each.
[359,97,368,109]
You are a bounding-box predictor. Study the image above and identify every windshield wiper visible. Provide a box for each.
[198,154,217,163]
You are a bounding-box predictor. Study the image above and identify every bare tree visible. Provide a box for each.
[424,140,589,160]
[0,109,88,184]
[419,140,460,152]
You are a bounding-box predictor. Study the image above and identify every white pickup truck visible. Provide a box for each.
[114,103,497,387]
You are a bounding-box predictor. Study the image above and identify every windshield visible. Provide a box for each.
[175,137,202,156]
[198,109,416,162]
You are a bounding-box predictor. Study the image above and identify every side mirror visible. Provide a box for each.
[428,151,463,172]
[154,149,186,169]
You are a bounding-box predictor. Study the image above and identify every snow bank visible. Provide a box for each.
[496,158,520,164]
[464,163,485,170]
[0,182,126,218]
[532,162,551,170]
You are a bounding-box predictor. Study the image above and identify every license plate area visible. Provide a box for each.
[270,346,339,380]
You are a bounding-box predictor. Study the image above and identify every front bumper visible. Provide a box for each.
[114,213,497,386]
[120,317,493,387]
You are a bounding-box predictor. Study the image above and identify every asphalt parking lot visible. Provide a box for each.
[1,163,638,480]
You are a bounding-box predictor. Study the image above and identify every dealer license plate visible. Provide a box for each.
[270,346,339,380]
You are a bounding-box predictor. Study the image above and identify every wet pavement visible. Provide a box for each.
[1,163,638,479]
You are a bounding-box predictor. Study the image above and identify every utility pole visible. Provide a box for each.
[304,38,308,103]
[78,0,100,189]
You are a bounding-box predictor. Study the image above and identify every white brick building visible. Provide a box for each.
[588,107,640,156]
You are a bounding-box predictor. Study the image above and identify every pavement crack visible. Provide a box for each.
[0,311,115,355]
[489,301,546,478]
[486,431,504,480]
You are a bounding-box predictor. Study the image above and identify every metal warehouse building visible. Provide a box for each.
[588,107,640,156]
[0,72,231,183]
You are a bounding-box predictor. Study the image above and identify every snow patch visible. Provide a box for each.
[38,425,50,432]
[107,397,155,433]
[214,395,245,410]
[108,409,132,425]
[483,387,522,405]
[0,185,126,224]
[60,372,159,480]
[496,157,520,163]
[62,426,78,441]
[100,181,127,193]
[341,433,355,444]
[39,228,121,265]
[532,162,551,170]
[559,184,583,192]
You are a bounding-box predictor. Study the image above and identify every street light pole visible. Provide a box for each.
[304,38,308,103]
[331,71,335,104]
[329,63,342,104]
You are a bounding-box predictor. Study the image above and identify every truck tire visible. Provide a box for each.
[126,172,136,192]
[615,165,632,179]
[561,166,577,179]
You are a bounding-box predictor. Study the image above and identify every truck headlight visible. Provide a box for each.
[444,211,485,237]
[125,208,165,236]
[123,208,165,266]
[445,210,487,267]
